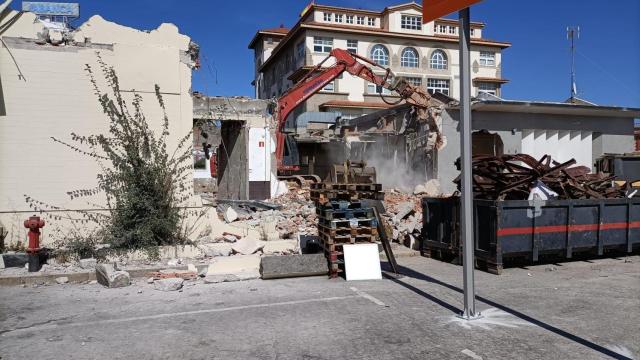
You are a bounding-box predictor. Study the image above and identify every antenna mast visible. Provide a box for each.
[567,26,580,100]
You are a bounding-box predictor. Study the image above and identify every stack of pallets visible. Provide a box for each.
[312,183,384,278]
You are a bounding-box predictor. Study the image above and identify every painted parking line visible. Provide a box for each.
[0,295,360,336]
[350,286,388,307]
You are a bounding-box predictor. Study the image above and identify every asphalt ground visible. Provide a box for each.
[1,255,638,360]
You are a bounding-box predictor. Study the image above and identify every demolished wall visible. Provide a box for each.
[0,8,198,245]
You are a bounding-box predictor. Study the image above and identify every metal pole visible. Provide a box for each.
[458,7,479,320]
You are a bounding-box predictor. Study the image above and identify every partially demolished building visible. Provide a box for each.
[0,3,199,244]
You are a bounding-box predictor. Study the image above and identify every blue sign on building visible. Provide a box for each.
[21,2,80,17]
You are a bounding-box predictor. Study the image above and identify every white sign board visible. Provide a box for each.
[343,244,382,281]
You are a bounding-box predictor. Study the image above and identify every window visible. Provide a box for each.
[370,44,389,66]
[356,16,365,25]
[296,41,305,60]
[405,77,422,87]
[313,37,333,53]
[367,82,392,95]
[321,81,335,92]
[436,24,447,33]
[335,14,343,23]
[400,47,419,68]
[401,15,422,30]
[346,15,354,24]
[478,82,498,95]
[427,78,450,95]
[448,25,457,34]
[470,28,475,37]
[323,13,332,22]
[480,51,496,66]
[367,17,375,26]
[347,39,358,54]
[429,50,448,70]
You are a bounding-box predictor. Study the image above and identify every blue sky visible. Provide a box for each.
[10,0,640,109]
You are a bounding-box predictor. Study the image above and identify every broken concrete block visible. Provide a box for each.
[78,258,97,269]
[223,206,238,223]
[205,254,260,282]
[146,277,154,284]
[95,264,130,288]
[200,243,233,257]
[394,202,415,222]
[187,264,197,273]
[55,276,69,284]
[0,255,4,269]
[262,240,298,255]
[223,234,238,243]
[232,238,266,255]
[203,272,258,284]
[260,254,328,279]
[154,278,184,291]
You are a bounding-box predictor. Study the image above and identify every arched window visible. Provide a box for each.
[401,47,419,68]
[370,44,389,66]
[429,50,448,70]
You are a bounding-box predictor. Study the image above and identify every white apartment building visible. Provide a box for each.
[248,2,511,119]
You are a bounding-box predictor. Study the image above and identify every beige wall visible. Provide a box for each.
[0,12,197,245]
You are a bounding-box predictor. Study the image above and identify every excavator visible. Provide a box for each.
[272,48,446,185]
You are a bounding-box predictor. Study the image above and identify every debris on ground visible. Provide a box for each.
[55,276,69,284]
[95,263,130,288]
[153,277,184,291]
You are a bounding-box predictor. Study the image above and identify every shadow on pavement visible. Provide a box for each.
[383,263,632,360]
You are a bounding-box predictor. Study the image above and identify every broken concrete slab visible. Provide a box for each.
[223,234,238,243]
[232,238,266,255]
[55,276,69,284]
[154,278,184,291]
[78,258,97,269]
[262,240,298,255]
[200,243,233,257]
[393,202,415,223]
[205,254,260,282]
[95,264,130,288]
[260,254,328,279]
[203,272,258,284]
[223,206,238,223]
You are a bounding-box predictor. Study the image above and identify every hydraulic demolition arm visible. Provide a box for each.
[274,48,444,173]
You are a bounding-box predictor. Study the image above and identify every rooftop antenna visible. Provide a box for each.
[567,26,580,101]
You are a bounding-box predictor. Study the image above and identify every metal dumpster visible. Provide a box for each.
[421,197,640,274]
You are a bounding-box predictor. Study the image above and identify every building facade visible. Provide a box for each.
[249,2,510,119]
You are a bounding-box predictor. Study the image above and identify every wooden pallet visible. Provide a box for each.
[320,200,364,210]
[318,217,377,229]
[318,224,377,238]
[310,190,385,203]
[316,207,375,220]
[311,183,383,191]
[319,231,377,245]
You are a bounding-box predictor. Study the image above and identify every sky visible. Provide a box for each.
[10,0,640,109]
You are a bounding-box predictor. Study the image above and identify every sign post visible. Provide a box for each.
[423,0,482,320]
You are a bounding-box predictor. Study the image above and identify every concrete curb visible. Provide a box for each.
[0,265,189,287]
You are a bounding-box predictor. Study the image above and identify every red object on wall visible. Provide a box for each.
[210,153,217,178]
[422,0,484,23]
[23,215,45,253]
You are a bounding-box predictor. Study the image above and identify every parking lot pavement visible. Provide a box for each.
[1,255,638,360]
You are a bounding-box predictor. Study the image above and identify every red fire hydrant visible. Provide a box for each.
[24,215,45,272]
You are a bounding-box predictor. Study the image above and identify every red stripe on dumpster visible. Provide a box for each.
[497,221,640,237]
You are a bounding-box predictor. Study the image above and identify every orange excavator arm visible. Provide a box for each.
[275,48,441,172]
